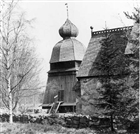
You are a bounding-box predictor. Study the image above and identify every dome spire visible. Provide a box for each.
[59,3,78,39]
[65,3,69,19]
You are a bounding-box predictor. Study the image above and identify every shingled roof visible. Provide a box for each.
[50,38,86,63]
[77,26,132,78]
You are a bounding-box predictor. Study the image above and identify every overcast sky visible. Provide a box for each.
[16,0,137,89]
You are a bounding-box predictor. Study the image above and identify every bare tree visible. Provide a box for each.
[0,0,43,123]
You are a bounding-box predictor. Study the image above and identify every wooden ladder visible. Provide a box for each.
[49,101,63,114]
[49,103,54,114]
[55,101,63,113]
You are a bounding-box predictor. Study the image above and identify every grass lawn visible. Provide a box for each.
[0,122,96,134]
[0,122,138,134]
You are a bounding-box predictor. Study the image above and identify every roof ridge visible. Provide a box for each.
[92,26,133,37]
[71,38,75,60]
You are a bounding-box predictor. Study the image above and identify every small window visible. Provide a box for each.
[58,90,64,101]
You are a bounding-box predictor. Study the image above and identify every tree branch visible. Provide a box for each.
[11,66,34,92]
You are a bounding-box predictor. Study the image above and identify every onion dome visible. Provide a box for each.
[50,19,85,63]
[59,19,78,39]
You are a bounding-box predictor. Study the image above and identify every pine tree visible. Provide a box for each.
[93,8,139,132]
[122,7,139,131]
[93,33,128,131]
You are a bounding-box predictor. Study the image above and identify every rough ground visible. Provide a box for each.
[0,122,96,134]
[0,122,138,134]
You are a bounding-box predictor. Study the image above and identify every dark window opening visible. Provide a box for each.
[58,90,64,101]
[58,106,76,113]
[50,61,75,70]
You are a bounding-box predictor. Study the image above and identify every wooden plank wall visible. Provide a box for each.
[43,73,77,104]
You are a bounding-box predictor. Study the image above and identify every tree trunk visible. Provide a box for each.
[110,114,114,132]
[8,78,13,123]
[9,93,13,123]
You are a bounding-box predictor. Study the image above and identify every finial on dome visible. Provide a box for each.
[65,3,69,19]
[59,3,79,39]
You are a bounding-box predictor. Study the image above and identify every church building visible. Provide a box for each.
[42,4,135,114]
[42,18,86,113]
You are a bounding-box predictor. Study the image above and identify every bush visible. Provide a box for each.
[126,118,139,133]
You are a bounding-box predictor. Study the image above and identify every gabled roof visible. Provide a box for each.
[77,26,132,78]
